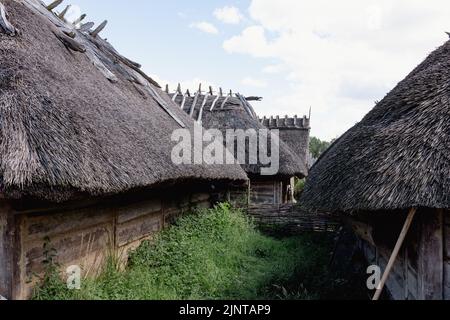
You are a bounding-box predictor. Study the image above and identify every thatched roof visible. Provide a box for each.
[300,41,450,213]
[0,0,247,202]
[260,115,311,176]
[168,88,308,178]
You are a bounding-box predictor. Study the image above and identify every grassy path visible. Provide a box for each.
[33,203,364,300]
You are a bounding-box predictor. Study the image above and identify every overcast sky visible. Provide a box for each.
[44,0,450,140]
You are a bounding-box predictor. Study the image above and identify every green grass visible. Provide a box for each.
[33,203,350,300]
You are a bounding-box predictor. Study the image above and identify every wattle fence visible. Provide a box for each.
[247,204,341,234]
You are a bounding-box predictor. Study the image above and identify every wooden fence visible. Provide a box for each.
[247,204,341,234]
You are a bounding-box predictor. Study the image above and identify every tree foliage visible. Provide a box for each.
[309,137,335,159]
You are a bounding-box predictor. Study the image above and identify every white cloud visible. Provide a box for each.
[262,64,286,74]
[190,21,219,35]
[241,77,268,88]
[214,6,244,25]
[223,0,450,140]
[223,26,272,57]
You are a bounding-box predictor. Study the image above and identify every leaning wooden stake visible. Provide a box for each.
[58,5,71,20]
[72,14,86,26]
[372,208,417,300]
[90,20,107,38]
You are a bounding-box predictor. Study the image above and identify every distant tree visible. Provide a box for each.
[309,137,334,159]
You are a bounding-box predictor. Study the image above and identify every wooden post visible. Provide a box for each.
[418,209,444,300]
[0,202,15,299]
[90,20,107,38]
[373,208,417,300]
[58,5,71,20]
[46,0,63,11]
[73,14,86,26]
[189,89,200,117]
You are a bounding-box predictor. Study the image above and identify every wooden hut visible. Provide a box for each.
[168,87,308,205]
[300,40,450,300]
[0,0,248,299]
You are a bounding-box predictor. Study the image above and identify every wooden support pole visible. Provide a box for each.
[209,95,220,111]
[220,95,230,109]
[172,84,180,102]
[90,20,107,38]
[372,208,417,300]
[73,14,86,25]
[180,93,187,110]
[190,90,200,117]
[46,0,63,11]
[58,5,70,20]
[197,92,210,122]
[52,30,86,53]
[209,86,213,95]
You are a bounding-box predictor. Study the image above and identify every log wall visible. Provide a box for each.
[0,190,212,300]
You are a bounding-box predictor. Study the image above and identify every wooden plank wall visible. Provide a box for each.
[250,180,282,205]
[0,200,14,299]
[358,210,445,300]
[7,192,212,300]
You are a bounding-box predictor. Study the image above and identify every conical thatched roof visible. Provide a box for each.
[0,0,247,202]
[169,89,308,178]
[300,41,450,213]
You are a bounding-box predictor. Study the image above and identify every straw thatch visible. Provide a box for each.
[0,0,247,202]
[169,91,308,178]
[300,41,450,213]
